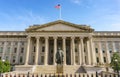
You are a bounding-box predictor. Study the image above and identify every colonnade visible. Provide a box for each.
[25,36,96,65]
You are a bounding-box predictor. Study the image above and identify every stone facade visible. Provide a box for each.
[0,20,120,73]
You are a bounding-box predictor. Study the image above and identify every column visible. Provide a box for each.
[35,36,40,65]
[53,37,57,65]
[112,41,115,52]
[62,37,66,65]
[80,37,85,65]
[89,37,96,65]
[25,36,31,65]
[44,36,49,65]
[2,41,7,60]
[98,41,104,64]
[71,37,75,65]
[105,41,111,63]
[16,42,21,64]
[9,42,14,63]
[78,40,82,65]
[86,39,91,65]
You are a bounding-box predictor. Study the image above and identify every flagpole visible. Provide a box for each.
[59,5,62,20]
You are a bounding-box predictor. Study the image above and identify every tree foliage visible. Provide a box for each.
[110,52,120,72]
[0,60,11,73]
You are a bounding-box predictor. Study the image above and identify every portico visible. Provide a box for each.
[24,20,95,66]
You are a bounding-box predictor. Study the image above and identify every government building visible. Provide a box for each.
[0,20,119,74]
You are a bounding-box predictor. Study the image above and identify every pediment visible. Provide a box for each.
[26,20,94,32]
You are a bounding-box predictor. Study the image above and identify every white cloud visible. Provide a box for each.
[71,0,81,5]
[0,10,49,31]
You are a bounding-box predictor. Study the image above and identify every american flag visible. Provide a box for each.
[55,4,61,9]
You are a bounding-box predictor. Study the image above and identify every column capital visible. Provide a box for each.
[62,36,66,39]
[79,37,84,39]
[53,36,58,39]
[45,36,49,39]
[27,36,31,39]
[71,36,75,39]
[35,36,40,39]
[88,36,92,39]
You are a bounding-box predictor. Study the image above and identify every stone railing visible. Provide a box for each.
[93,31,120,36]
[0,73,119,77]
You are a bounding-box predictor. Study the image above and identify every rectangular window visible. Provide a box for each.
[75,48,77,52]
[8,42,11,45]
[13,56,16,63]
[75,56,78,63]
[0,47,3,53]
[41,56,44,63]
[33,56,35,63]
[14,42,18,45]
[21,42,24,45]
[102,50,105,53]
[14,47,17,53]
[7,47,10,52]
[21,47,24,53]
[0,42,4,45]
[0,57,1,60]
[6,56,8,61]
[104,57,106,63]
[33,46,36,52]
[20,56,23,63]
[42,46,45,52]
[95,48,98,53]
[109,50,112,53]
[96,57,99,63]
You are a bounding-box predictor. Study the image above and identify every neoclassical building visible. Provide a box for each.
[0,20,120,73]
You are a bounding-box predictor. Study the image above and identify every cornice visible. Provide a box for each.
[93,31,120,37]
[0,31,27,36]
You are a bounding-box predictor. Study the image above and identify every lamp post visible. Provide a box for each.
[115,59,119,77]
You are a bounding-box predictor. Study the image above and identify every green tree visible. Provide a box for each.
[0,60,11,73]
[110,52,120,72]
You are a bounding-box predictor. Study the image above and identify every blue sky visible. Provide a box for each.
[0,0,120,31]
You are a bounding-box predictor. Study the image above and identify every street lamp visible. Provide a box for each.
[115,59,119,77]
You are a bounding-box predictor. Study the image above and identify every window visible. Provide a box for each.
[109,50,112,53]
[0,47,3,53]
[8,42,11,45]
[0,57,1,60]
[33,56,35,63]
[15,42,18,45]
[6,56,8,60]
[41,56,44,63]
[21,47,24,53]
[33,46,36,52]
[104,57,106,63]
[75,48,77,52]
[7,47,10,52]
[20,56,23,63]
[42,46,45,52]
[13,56,16,63]
[75,40,77,44]
[0,42,4,45]
[95,48,98,53]
[96,57,99,63]
[102,50,105,53]
[21,42,24,45]
[75,56,78,63]
[42,40,45,44]
[14,48,17,53]
[51,50,53,53]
